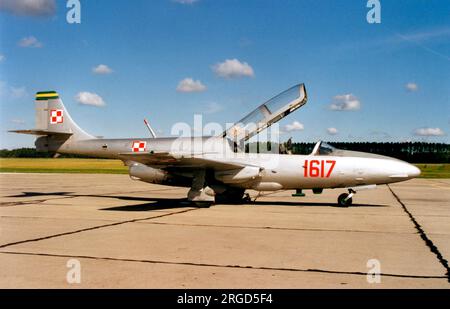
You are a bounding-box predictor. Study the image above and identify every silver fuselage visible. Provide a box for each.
[54,136,420,190]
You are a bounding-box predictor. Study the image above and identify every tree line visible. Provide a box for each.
[1,142,449,163]
[247,142,450,163]
[0,148,89,159]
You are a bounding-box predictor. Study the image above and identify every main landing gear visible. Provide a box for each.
[337,189,356,207]
[187,170,215,208]
[187,170,251,208]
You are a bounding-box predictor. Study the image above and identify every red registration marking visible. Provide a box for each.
[304,160,336,178]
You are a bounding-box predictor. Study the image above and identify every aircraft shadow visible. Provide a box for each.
[8,192,388,211]
[103,199,389,210]
[8,191,190,211]
[245,201,388,208]
[101,198,190,211]
[7,192,74,198]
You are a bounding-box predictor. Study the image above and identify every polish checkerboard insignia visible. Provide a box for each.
[50,109,64,124]
[132,141,147,153]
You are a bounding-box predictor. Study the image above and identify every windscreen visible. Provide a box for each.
[318,142,336,155]
[313,141,396,160]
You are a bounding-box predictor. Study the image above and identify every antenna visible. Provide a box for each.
[144,118,157,138]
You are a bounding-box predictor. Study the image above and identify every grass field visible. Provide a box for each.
[0,159,449,178]
[414,164,450,179]
[0,158,128,174]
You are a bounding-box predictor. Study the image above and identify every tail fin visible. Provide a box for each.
[10,91,94,152]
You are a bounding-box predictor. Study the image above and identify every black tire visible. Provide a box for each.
[242,193,252,203]
[193,201,213,208]
[337,193,352,207]
[216,188,246,204]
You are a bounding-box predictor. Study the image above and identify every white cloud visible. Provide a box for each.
[0,81,27,99]
[284,121,304,132]
[370,130,391,139]
[0,0,56,17]
[405,82,418,92]
[18,36,43,48]
[327,127,338,135]
[10,86,27,98]
[0,81,6,96]
[414,127,445,136]
[75,92,106,107]
[92,64,113,75]
[204,102,223,114]
[212,59,254,79]
[0,54,5,62]
[173,0,199,4]
[397,27,450,43]
[11,119,26,124]
[392,27,450,62]
[176,78,206,93]
[330,94,361,111]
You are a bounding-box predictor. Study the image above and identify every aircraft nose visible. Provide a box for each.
[407,164,421,178]
[388,161,421,180]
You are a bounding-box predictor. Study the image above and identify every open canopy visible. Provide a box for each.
[221,83,307,143]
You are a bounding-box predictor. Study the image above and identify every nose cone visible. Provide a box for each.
[387,160,421,181]
[407,164,421,178]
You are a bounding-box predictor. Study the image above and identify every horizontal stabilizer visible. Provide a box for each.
[8,129,73,136]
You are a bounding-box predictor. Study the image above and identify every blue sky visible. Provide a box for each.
[0,0,449,149]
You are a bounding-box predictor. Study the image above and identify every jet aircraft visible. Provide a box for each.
[11,84,420,207]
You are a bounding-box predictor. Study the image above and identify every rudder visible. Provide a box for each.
[10,91,95,152]
[35,91,92,139]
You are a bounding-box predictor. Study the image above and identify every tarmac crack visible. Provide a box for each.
[0,196,77,207]
[0,250,446,280]
[135,221,415,235]
[0,208,198,249]
[388,185,450,283]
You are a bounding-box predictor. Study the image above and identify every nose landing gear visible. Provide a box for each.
[337,189,356,207]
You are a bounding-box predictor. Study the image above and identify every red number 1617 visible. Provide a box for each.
[304,160,336,178]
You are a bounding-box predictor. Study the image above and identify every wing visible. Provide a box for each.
[118,151,263,184]
[118,151,246,171]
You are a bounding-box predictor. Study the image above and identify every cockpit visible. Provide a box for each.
[311,141,399,160]
[316,142,336,155]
